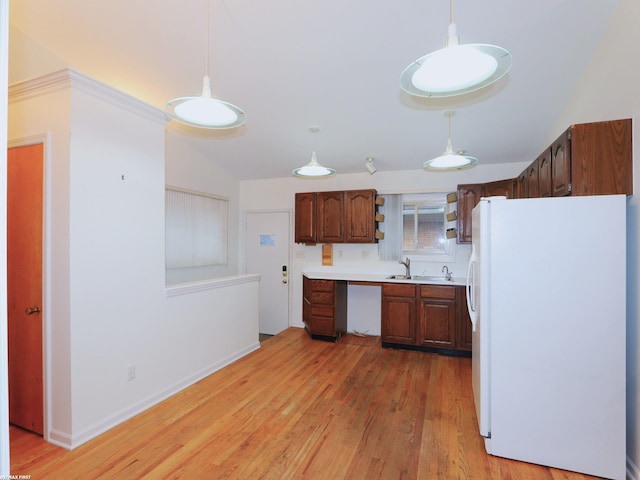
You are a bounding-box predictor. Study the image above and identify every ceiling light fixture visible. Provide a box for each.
[292,127,336,178]
[424,111,477,171]
[365,157,377,175]
[165,0,246,129]
[400,0,512,98]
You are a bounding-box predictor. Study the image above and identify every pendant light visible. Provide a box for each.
[424,111,477,170]
[165,0,246,129]
[292,127,336,178]
[400,0,511,98]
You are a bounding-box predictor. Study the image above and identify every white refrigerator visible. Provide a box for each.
[466,195,626,480]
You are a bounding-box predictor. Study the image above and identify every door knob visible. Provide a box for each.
[25,305,40,315]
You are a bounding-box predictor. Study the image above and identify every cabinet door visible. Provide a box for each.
[526,158,540,198]
[456,184,483,244]
[537,148,552,197]
[295,193,316,243]
[483,178,515,198]
[551,130,572,197]
[381,283,416,345]
[516,169,528,198]
[382,296,416,344]
[317,191,344,243]
[345,189,375,243]
[418,286,456,348]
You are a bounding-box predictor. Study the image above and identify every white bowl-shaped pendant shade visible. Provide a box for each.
[423,153,477,170]
[292,152,336,178]
[423,138,477,171]
[411,45,497,93]
[166,76,247,129]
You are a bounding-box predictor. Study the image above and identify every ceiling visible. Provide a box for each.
[9,0,621,180]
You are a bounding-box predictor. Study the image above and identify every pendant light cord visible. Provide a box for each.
[450,0,454,24]
[205,0,210,76]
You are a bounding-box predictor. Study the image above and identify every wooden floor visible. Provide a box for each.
[10,327,602,479]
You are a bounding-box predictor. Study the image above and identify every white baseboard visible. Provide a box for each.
[49,341,260,450]
[628,455,639,480]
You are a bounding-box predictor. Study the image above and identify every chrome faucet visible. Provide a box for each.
[399,257,411,278]
[442,265,452,281]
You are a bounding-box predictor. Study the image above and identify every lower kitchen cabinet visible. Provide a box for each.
[381,283,417,345]
[382,283,470,355]
[418,285,456,349]
[302,276,347,341]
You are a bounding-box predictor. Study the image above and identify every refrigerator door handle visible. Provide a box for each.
[466,247,478,332]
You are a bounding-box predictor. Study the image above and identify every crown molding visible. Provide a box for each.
[9,67,167,125]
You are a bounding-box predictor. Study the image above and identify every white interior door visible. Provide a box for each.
[245,211,290,335]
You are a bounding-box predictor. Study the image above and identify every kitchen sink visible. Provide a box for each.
[386,274,452,282]
[410,275,451,282]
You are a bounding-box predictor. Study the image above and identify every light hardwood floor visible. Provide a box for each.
[10,328,602,479]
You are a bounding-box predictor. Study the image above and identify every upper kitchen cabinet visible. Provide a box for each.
[294,193,317,243]
[537,148,552,197]
[456,184,483,244]
[484,178,516,198]
[554,119,632,196]
[295,189,380,244]
[344,190,377,243]
[457,180,514,244]
[526,158,540,198]
[317,191,345,243]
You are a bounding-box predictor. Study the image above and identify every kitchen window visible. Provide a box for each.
[379,193,455,261]
[165,186,228,269]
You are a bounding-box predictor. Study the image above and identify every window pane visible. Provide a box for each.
[403,207,416,251]
[416,206,444,251]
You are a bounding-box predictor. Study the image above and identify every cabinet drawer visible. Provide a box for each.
[382,283,416,298]
[310,292,334,305]
[311,279,335,292]
[310,316,335,336]
[420,285,456,299]
[311,304,334,318]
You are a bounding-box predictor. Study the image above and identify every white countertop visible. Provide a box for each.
[302,271,466,286]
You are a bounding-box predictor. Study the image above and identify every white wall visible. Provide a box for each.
[165,133,241,284]
[7,70,260,449]
[239,162,527,333]
[549,0,640,476]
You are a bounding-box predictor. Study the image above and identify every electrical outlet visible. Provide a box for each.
[127,364,136,381]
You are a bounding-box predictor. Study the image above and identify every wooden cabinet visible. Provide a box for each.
[302,276,347,341]
[457,179,514,244]
[516,170,528,199]
[381,283,417,345]
[551,131,571,197]
[555,119,632,196]
[295,189,379,244]
[526,158,540,198]
[317,191,345,243]
[456,184,483,244]
[483,178,515,199]
[345,190,377,243]
[417,285,456,349]
[294,193,316,243]
[382,282,469,354]
[537,148,552,197]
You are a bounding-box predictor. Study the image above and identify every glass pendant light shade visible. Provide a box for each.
[400,2,511,98]
[166,76,246,129]
[165,0,246,129]
[292,126,336,178]
[423,139,477,170]
[424,111,477,171]
[292,152,336,178]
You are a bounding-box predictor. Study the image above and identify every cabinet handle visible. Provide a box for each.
[26,305,40,315]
